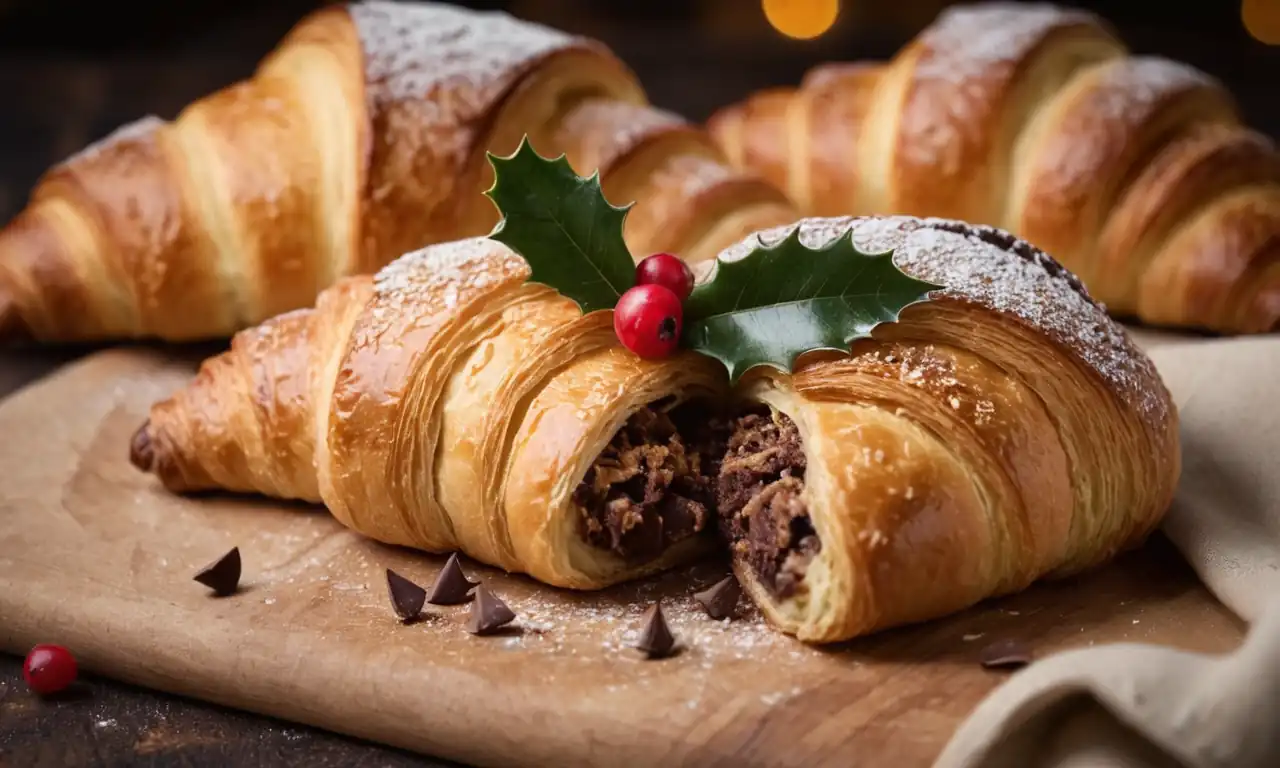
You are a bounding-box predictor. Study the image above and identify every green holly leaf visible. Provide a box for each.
[683,227,942,383]
[485,137,636,313]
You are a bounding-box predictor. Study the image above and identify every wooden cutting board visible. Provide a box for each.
[0,349,1245,768]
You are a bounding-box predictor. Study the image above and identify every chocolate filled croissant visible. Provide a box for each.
[708,3,1280,334]
[0,0,792,343]
[707,217,1179,642]
[130,237,728,589]
[134,213,1179,639]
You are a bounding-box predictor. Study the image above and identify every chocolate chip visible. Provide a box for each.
[634,601,677,659]
[385,569,426,623]
[427,553,479,605]
[693,576,742,620]
[979,639,1032,670]
[193,547,241,596]
[467,584,516,635]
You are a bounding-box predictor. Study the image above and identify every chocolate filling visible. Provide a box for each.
[715,408,820,599]
[573,401,726,563]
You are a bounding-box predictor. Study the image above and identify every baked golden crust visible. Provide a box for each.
[708,3,1280,334]
[132,213,1179,617]
[503,345,725,588]
[0,1,793,343]
[555,99,796,265]
[132,237,728,590]
[712,216,1178,642]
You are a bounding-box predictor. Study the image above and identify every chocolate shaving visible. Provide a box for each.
[385,569,426,623]
[193,547,241,596]
[979,639,1033,670]
[634,601,677,659]
[427,553,479,605]
[467,584,516,635]
[693,576,742,620]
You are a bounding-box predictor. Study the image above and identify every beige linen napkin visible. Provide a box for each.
[937,336,1280,768]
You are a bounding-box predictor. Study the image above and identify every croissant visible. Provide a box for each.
[0,0,793,344]
[133,213,1179,640]
[708,3,1280,335]
[129,236,729,589]
[708,216,1179,642]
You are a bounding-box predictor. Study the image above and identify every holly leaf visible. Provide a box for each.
[485,137,636,313]
[682,227,942,383]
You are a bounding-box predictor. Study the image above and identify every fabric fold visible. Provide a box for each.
[936,336,1280,768]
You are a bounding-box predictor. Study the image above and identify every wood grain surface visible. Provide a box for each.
[0,349,1245,768]
[0,350,457,767]
[0,4,1268,764]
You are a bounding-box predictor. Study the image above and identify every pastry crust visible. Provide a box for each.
[710,216,1179,642]
[132,237,728,590]
[0,1,793,343]
[708,3,1280,333]
[504,346,725,588]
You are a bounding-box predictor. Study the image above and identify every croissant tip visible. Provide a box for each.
[0,286,31,345]
[705,105,736,130]
[129,420,155,472]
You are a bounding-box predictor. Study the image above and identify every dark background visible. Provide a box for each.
[0,0,1276,765]
[0,0,1277,222]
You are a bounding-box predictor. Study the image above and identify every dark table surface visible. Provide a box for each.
[0,657,445,767]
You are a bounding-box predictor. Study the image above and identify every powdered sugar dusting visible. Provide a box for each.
[669,155,739,198]
[1027,57,1225,216]
[622,154,765,246]
[503,579,802,663]
[61,116,165,167]
[373,236,528,297]
[351,0,578,105]
[559,100,687,172]
[305,551,828,711]
[902,3,1107,170]
[365,237,529,337]
[1083,57,1220,125]
[917,3,1101,85]
[854,344,1002,431]
[715,216,1170,429]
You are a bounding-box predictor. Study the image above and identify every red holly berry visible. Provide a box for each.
[23,644,77,696]
[635,252,694,301]
[614,284,683,359]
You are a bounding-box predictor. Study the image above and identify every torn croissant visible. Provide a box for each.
[709,217,1180,643]
[131,213,1181,640]
[130,237,727,589]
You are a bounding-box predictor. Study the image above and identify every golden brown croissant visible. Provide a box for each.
[130,236,729,589]
[708,3,1280,335]
[0,1,793,344]
[132,212,1179,639]
[708,216,1179,642]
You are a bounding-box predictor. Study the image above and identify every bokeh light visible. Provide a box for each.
[762,0,840,40]
[1243,0,1280,45]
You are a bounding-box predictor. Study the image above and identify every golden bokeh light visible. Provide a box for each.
[762,0,840,40]
[1243,0,1280,45]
